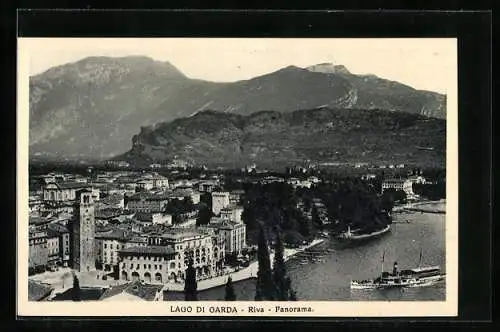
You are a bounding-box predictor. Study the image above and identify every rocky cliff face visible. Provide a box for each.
[29,56,446,160]
[118,108,446,168]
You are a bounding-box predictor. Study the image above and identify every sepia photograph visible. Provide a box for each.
[17,37,458,316]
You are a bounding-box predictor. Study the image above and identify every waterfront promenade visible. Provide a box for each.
[165,238,326,292]
[29,239,326,295]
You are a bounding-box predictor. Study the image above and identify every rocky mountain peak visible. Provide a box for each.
[306,63,351,75]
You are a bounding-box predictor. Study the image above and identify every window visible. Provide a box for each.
[148,264,151,269]
[154,265,157,269]
[159,265,162,270]
[110,244,113,250]
[104,244,107,249]
[144,264,146,269]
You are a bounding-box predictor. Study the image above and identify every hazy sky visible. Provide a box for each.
[20,38,456,94]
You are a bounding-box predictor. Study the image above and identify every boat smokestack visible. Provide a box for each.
[393,262,398,276]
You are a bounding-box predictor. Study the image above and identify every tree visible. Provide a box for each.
[72,273,81,302]
[272,229,289,300]
[196,204,213,226]
[286,277,298,301]
[184,258,198,301]
[255,224,276,301]
[298,217,313,240]
[224,276,236,301]
[182,196,195,211]
[311,205,322,230]
[282,230,304,247]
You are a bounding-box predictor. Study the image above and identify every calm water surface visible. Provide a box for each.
[165,209,446,301]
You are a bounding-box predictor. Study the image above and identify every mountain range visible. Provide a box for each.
[29,56,446,162]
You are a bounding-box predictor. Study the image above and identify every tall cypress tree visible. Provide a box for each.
[272,228,289,300]
[288,278,298,301]
[224,276,236,301]
[184,258,198,301]
[72,273,81,302]
[255,223,275,300]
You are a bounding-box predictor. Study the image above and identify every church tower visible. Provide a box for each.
[72,190,96,272]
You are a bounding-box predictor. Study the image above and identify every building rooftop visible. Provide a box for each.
[51,286,106,301]
[47,222,70,234]
[159,228,205,240]
[95,208,123,220]
[99,193,124,205]
[126,193,170,201]
[95,228,131,241]
[100,281,164,301]
[134,211,167,222]
[205,219,242,230]
[45,182,91,190]
[28,280,54,301]
[129,236,149,243]
[29,216,51,226]
[119,245,176,256]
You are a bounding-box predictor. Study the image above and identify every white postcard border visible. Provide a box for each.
[17,38,458,317]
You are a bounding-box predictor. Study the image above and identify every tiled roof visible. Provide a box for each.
[95,208,123,219]
[95,228,130,241]
[100,194,124,205]
[29,217,50,225]
[124,282,163,301]
[118,245,176,256]
[48,223,70,234]
[126,193,170,201]
[160,229,204,240]
[28,280,54,301]
[51,287,106,301]
[129,236,149,243]
[99,282,130,300]
[46,182,90,190]
[134,212,155,222]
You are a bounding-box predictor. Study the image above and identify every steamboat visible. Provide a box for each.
[350,250,446,290]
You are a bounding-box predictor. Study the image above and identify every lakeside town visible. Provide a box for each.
[27,159,446,302]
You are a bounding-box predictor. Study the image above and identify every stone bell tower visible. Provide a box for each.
[72,190,96,272]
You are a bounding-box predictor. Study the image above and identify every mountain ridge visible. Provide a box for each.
[117,107,446,169]
[29,56,446,160]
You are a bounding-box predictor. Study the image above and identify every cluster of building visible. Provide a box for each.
[28,170,248,288]
[381,175,427,199]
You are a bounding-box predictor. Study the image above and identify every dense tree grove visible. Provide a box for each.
[242,178,394,240]
[413,182,446,200]
[164,197,195,224]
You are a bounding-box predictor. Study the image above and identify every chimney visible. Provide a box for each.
[392,262,398,276]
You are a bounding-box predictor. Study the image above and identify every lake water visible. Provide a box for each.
[165,207,446,301]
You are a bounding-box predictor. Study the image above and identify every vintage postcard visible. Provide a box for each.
[17,38,458,317]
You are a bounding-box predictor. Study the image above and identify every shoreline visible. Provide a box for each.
[392,199,446,214]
